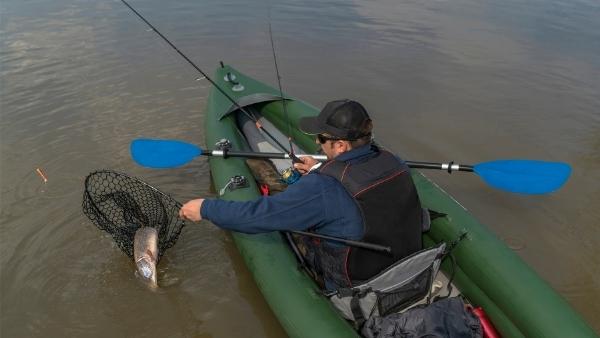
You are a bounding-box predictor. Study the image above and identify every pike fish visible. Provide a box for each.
[133,227,159,288]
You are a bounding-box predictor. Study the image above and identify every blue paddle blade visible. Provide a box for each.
[473,160,571,194]
[130,139,203,168]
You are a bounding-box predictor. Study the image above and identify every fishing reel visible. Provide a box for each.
[281,167,301,185]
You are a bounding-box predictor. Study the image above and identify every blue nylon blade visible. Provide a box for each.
[130,139,202,168]
[473,160,571,194]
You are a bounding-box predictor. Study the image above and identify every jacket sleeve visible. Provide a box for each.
[200,174,329,234]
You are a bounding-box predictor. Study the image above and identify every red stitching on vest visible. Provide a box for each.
[353,169,407,197]
[344,246,352,287]
[340,163,351,182]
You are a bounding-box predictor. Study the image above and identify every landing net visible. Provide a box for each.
[82,170,185,259]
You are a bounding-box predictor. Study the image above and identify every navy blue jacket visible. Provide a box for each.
[200,147,379,242]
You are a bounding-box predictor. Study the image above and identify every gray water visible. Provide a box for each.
[1,0,599,336]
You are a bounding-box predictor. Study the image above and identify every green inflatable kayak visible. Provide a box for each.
[204,64,596,338]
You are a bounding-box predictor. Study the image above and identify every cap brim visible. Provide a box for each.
[298,116,323,135]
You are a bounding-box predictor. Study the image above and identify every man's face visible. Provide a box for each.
[316,134,348,159]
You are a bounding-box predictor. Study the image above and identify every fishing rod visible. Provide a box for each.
[266,18,304,184]
[119,0,293,156]
[267,14,300,163]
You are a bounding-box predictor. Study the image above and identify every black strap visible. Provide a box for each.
[431,233,466,302]
[432,253,457,303]
[350,295,366,330]
[444,254,457,298]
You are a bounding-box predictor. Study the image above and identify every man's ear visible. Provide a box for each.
[335,140,352,152]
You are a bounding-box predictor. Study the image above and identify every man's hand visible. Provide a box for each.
[179,198,205,222]
[293,156,319,175]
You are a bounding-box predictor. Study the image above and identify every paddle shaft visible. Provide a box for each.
[405,161,474,173]
[119,0,293,155]
[209,149,324,160]
[206,149,474,173]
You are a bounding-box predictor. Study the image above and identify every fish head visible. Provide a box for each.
[136,256,158,288]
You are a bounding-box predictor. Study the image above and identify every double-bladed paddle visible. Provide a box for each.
[130,138,571,195]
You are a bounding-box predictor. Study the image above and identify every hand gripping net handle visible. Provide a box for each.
[82,170,185,259]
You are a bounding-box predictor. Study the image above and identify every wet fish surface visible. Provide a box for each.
[133,227,159,288]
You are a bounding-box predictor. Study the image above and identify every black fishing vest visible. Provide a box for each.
[308,145,424,286]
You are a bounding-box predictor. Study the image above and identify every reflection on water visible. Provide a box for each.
[1,0,599,336]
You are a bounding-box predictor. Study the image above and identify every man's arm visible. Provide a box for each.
[180,174,329,234]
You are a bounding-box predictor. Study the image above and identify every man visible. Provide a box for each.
[180,99,424,291]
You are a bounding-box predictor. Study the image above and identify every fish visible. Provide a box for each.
[133,226,159,288]
[245,158,288,194]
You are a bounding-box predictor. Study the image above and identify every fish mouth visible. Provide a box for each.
[136,257,158,288]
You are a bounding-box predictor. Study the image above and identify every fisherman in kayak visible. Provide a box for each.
[180,99,425,291]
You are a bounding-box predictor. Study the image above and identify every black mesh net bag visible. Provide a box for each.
[82,170,185,259]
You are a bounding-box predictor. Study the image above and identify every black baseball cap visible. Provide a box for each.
[299,99,372,140]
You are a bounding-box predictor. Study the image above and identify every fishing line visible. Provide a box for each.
[119,0,293,155]
[267,9,301,163]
